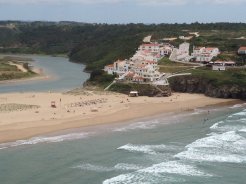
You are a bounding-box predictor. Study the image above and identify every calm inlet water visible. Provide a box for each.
[0,55,89,93]
[0,103,246,184]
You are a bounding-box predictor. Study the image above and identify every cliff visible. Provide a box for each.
[169,76,246,100]
[109,83,172,97]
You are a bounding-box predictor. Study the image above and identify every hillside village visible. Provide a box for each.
[104,35,246,86]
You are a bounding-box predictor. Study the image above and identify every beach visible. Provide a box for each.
[0,90,240,143]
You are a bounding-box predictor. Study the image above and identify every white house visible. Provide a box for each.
[104,59,130,76]
[104,64,114,75]
[238,47,246,55]
[159,44,174,56]
[212,61,235,71]
[131,50,162,62]
[104,40,166,84]
[212,65,226,71]
[192,47,220,62]
[139,43,161,53]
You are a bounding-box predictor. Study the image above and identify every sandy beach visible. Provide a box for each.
[0,90,241,143]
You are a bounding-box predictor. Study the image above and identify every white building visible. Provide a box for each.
[131,64,161,82]
[104,64,114,75]
[131,50,162,62]
[104,40,166,84]
[139,43,161,53]
[104,59,130,76]
[212,61,235,71]
[159,44,174,56]
[238,47,246,55]
[192,47,220,62]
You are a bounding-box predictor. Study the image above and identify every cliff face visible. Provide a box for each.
[169,76,246,100]
[109,83,172,97]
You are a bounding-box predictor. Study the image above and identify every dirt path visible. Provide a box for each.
[8,61,28,73]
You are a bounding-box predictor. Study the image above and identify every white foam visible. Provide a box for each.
[240,129,246,132]
[117,144,167,155]
[175,131,246,163]
[0,132,91,149]
[114,163,144,171]
[210,121,224,130]
[73,163,113,172]
[211,124,246,132]
[103,161,209,184]
[231,111,246,117]
[114,120,159,132]
[103,173,146,184]
[73,163,144,172]
[191,109,205,115]
[140,161,211,176]
[103,172,181,184]
[229,104,246,109]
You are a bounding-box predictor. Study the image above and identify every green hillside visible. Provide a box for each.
[0,21,246,71]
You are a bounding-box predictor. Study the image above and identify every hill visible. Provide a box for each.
[0,21,246,71]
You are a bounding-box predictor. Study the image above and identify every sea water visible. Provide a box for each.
[0,103,246,184]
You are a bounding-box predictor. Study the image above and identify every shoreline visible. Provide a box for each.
[0,91,242,144]
[0,73,51,85]
[0,55,52,85]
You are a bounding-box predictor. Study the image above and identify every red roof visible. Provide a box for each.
[143,50,151,53]
[106,64,114,67]
[133,75,144,80]
[239,46,246,51]
[126,72,135,78]
[205,47,217,51]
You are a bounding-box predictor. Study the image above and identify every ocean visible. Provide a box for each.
[0,103,246,184]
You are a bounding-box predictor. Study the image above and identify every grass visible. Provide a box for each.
[0,62,19,72]
[158,56,246,87]
[0,57,36,81]
[187,67,246,87]
[158,57,193,66]
[159,66,192,73]
[158,57,195,73]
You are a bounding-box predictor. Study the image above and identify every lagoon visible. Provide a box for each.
[0,55,89,93]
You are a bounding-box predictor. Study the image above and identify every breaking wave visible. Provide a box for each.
[72,163,144,172]
[175,131,246,163]
[117,144,168,155]
[113,120,160,132]
[103,161,211,184]
[0,132,91,150]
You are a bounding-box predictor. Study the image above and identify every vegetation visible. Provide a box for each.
[86,70,116,88]
[158,57,195,73]
[187,67,246,87]
[0,56,36,81]
[0,21,246,94]
[0,21,246,72]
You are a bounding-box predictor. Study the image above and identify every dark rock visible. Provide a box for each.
[169,76,246,100]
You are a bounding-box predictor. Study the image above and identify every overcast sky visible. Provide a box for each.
[0,0,245,23]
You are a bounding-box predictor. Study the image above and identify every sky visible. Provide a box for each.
[0,0,245,24]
